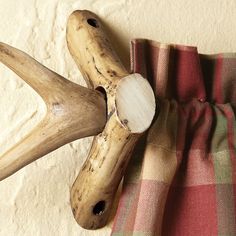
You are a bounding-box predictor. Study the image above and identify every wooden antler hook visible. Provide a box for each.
[67,10,156,229]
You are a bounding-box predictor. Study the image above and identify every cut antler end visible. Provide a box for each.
[115,73,156,133]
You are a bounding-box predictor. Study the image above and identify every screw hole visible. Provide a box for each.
[87,18,99,28]
[93,201,106,215]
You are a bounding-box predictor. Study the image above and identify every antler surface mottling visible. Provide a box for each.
[0,42,106,180]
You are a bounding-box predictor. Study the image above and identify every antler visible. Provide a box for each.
[0,9,156,230]
[0,42,106,180]
[67,10,156,229]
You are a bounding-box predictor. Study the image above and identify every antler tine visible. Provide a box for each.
[0,42,106,180]
[0,42,63,102]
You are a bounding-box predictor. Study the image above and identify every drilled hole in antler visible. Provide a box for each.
[87,18,99,28]
[93,201,106,215]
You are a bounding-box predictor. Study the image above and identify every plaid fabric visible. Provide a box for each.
[111,39,236,236]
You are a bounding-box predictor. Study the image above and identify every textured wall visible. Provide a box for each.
[0,0,236,235]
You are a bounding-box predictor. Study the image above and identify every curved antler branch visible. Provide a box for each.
[0,43,106,180]
[67,10,156,229]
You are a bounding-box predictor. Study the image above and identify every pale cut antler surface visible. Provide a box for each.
[67,10,156,229]
[0,42,106,180]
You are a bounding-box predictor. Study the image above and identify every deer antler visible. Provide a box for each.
[0,42,106,180]
[67,10,156,229]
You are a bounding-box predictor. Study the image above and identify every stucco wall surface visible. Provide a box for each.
[0,0,236,235]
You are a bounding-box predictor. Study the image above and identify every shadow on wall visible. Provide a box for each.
[101,19,130,71]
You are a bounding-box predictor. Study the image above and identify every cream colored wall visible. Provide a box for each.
[0,0,236,235]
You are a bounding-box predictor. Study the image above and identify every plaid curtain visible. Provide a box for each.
[111,39,236,236]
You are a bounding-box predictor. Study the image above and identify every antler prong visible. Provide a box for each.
[0,42,106,180]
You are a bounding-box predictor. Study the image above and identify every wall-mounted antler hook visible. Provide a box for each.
[0,10,156,231]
